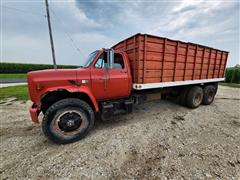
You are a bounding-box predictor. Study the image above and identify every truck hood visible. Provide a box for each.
[27,69,77,81]
[27,69,78,102]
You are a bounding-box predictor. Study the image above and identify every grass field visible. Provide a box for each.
[219,82,240,88]
[0,85,28,101]
[0,73,26,79]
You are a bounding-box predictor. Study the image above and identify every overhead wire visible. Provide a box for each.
[49,5,83,56]
[1,4,83,57]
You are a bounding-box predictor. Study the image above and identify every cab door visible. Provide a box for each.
[107,52,130,98]
[91,50,130,100]
[91,51,110,100]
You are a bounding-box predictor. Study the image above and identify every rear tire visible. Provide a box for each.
[202,85,216,105]
[186,86,203,108]
[179,86,191,106]
[42,98,94,144]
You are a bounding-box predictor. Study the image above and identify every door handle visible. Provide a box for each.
[99,77,109,90]
[120,70,127,74]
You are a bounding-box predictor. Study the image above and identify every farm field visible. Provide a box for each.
[0,86,239,179]
[0,85,28,101]
[0,73,26,79]
[220,82,240,88]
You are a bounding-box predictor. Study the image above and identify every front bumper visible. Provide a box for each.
[29,103,40,123]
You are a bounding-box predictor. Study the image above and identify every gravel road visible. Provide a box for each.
[0,86,240,179]
[0,79,26,84]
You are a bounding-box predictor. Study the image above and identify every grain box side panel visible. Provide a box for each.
[162,39,177,82]
[141,35,165,83]
[219,52,228,77]
[136,35,144,83]
[113,34,228,85]
[113,34,143,83]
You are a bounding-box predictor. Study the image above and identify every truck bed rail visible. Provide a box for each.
[133,78,224,90]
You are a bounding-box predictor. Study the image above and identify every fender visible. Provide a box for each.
[78,86,99,112]
[40,85,99,112]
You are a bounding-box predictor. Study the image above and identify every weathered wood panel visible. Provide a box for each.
[113,34,228,84]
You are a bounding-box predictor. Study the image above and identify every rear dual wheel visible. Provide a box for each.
[202,85,217,105]
[180,85,216,108]
[179,86,191,106]
[186,86,203,108]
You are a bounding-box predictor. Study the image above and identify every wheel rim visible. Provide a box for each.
[51,110,88,138]
[194,93,202,106]
[208,91,214,102]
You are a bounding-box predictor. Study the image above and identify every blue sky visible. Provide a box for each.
[1,0,239,67]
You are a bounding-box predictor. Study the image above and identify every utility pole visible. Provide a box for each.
[45,0,57,69]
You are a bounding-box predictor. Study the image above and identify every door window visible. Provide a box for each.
[94,52,108,69]
[94,52,124,69]
[113,53,124,69]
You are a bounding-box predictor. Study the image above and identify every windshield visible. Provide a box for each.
[82,51,99,68]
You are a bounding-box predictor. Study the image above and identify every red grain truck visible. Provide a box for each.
[27,34,228,144]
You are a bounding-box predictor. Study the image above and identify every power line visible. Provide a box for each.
[1,4,83,57]
[45,0,57,69]
[1,5,46,17]
[49,6,83,56]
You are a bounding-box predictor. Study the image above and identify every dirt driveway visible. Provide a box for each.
[0,86,240,179]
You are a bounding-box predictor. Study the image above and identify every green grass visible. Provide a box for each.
[220,82,240,88]
[0,73,26,79]
[0,85,29,101]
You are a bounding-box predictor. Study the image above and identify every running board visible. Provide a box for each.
[133,78,224,90]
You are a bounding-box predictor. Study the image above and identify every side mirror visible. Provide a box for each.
[107,49,114,69]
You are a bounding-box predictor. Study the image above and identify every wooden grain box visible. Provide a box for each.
[113,34,228,84]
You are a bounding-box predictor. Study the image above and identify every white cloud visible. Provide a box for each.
[173,0,223,14]
[1,0,239,67]
[52,1,100,28]
[149,0,235,38]
[173,0,203,13]
[173,13,236,40]
[2,34,51,64]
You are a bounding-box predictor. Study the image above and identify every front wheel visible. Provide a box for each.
[42,98,94,144]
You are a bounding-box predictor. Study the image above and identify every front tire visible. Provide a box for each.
[42,98,94,144]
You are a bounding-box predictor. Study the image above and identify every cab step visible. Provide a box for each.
[99,98,133,121]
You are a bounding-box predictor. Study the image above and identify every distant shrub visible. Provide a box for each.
[225,68,234,82]
[225,67,240,84]
[0,63,79,73]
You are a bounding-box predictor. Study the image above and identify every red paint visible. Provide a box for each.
[90,51,131,100]
[27,34,228,123]
[113,33,229,83]
[29,104,40,123]
[27,50,132,123]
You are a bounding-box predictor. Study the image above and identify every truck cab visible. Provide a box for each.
[27,49,133,144]
[86,49,132,100]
